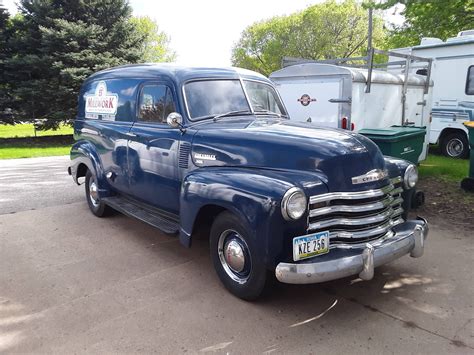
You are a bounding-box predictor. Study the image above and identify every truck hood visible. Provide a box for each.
[190,118,387,191]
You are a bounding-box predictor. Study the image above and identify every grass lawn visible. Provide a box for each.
[0,123,73,138]
[0,145,71,159]
[419,154,469,182]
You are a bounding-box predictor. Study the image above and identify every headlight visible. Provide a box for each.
[404,164,418,189]
[281,187,307,220]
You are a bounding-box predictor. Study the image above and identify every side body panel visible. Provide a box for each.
[74,78,141,194]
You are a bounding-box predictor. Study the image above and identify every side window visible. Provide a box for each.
[416,69,427,76]
[80,79,140,122]
[466,66,474,95]
[138,85,176,123]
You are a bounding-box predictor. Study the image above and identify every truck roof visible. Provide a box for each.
[86,63,270,85]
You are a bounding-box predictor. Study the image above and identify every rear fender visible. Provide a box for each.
[70,140,110,197]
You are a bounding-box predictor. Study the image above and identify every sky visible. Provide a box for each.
[3,0,404,67]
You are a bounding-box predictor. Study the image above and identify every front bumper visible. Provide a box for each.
[275,217,428,284]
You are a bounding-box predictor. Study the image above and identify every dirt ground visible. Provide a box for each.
[415,176,474,232]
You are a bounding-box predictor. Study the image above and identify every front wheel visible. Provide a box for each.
[210,211,268,300]
[441,132,469,158]
[85,170,112,217]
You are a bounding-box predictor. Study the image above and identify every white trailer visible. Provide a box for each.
[389,31,474,158]
[270,61,433,161]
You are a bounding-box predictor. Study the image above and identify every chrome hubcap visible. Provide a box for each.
[224,240,245,273]
[218,230,250,284]
[447,138,463,157]
[89,180,99,207]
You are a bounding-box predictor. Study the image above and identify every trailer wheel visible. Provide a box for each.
[441,132,469,159]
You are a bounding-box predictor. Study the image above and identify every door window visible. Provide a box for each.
[138,85,176,123]
[466,66,474,95]
[243,80,285,115]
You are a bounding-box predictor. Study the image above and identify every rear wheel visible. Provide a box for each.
[210,211,268,300]
[85,170,112,217]
[441,132,469,158]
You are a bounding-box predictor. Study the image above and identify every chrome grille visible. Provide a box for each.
[308,177,404,244]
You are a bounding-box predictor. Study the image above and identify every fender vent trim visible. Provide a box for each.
[178,142,191,169]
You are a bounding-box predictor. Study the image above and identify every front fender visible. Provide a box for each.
[180,167,328,268]
[384,156,411,179]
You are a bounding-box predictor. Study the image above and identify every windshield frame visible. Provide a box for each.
[181,77,287,122]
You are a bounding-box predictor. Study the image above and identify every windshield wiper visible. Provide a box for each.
[212,110,253,122]
[254,109,288,118]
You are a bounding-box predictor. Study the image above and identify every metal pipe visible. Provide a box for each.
[367,7,373,54]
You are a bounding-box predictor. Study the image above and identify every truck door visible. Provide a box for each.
[274,78,344,128]
[127,82,181,215]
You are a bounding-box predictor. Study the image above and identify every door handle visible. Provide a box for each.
[329,98,352,104]
[125,132,138,138]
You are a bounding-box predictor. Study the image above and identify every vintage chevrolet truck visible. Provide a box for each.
[69,64,428,300]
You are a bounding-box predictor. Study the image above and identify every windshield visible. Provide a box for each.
[184,80,250,120]
[183,79,286,120]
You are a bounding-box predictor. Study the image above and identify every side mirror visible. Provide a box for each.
[166,112,183,128]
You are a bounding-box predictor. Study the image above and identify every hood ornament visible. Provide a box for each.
[352,169,388,185]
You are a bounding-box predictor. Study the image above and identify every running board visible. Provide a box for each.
[102,196,179,235]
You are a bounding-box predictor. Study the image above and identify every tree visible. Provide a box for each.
[368,0,474,47]
[0,7,13,122]
[231,0,386,76]
[1,0,173,129]
[131,16,176,63]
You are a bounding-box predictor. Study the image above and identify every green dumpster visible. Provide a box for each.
[461,121,474,192]
[359,126,427,164]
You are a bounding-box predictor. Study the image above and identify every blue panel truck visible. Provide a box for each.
[69,64,428,300]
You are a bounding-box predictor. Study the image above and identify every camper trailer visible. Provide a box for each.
[270,60,433,162]
[390,30,474,158]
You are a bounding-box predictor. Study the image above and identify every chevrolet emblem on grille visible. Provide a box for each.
[352,169,388,185]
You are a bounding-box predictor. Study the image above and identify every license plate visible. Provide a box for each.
[293,231,329,261]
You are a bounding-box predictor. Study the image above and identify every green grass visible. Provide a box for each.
[419,154,470,182]
[0,123,73,138]
[0,145,71,159]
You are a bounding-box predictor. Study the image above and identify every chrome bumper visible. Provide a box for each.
[275,217,428,284]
